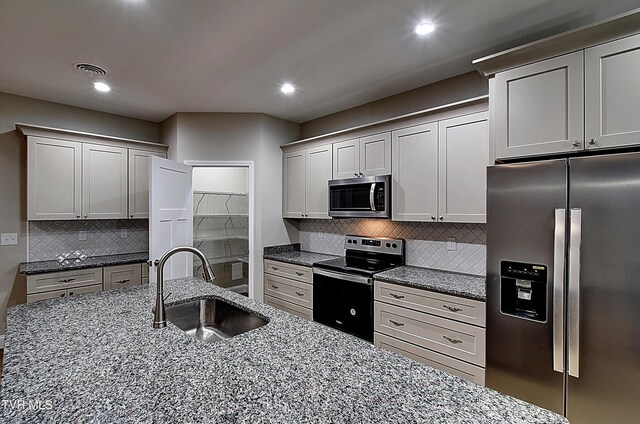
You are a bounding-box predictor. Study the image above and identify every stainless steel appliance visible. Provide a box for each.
[486,153,640,423]
[328,175,390,218]
[313,236,404,341]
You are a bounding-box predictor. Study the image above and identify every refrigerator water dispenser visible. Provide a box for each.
[500,261,547,322]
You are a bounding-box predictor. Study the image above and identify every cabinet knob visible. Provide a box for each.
[76,215,81,219]
[431,216,436,220]
[130,214,134,218]
[359,172,364,177]
[572,140,582,147]
[439,216,444,221]
[589,138,596,145]
[354,173,359,177]
[84,214,88,219]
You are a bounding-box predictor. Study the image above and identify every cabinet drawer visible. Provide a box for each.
[27,268,103,294]
[374,332,485,385]
[264,295,313,321]
[374,302,485,367]
[68,284,102,296]
[142,276,149,285]
[264,273,313,308]
[104,264,142,290]
[375,281,486,327]
[264,259,312,283]
[27,288,68,303]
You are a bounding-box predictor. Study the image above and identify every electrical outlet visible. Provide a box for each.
[447,238,457,251]
[0,233,18,246]
[120,229,128,239]
[79,231,87,241]
[318,233,323,239]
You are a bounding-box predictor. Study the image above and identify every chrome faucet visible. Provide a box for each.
[152,246,215,328]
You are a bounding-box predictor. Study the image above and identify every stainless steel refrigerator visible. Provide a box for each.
[486,152,640,423]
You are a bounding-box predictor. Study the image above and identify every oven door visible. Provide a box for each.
[312,268,373,341]
[328,175,390,218]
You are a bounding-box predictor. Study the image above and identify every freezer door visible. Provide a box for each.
[486,160,567,414]
[567,153,640,423]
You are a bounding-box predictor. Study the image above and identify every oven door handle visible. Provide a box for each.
[369,183,377,211]
[313,268,373,285]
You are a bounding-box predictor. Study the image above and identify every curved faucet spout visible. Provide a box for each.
[153,246,215,328]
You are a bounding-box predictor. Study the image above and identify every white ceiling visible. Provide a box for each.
[0,0,637,123]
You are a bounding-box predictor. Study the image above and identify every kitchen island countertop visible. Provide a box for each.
[2,278,564,423]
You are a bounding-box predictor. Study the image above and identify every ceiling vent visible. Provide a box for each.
[72,62,109,77]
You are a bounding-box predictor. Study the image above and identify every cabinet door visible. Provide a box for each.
[27,289,68,304]
[128,149,166,219]
[438,112,489,223]
[332,138,360,179]
[282,150,306,218]
[27,137,82,220]
[305,145,333,219]
[104,264,142,290]
[494,51,584,159]
[83,143,128,219]
[391,123,438,222]
[68,284,103,296]
[359,132,391,176]
[585,33,640,150]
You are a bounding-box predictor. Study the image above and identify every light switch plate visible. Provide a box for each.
[447,238,457,251]
[1,233,18,246]
[120,229,128,239]
[79,231,87,241]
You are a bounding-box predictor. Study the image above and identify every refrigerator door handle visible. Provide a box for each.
[568,208,582,378]
[553,209,566,373]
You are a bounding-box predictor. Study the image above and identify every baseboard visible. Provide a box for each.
[0,335,4,349]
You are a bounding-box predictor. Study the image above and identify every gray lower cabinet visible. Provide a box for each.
[263,259,313,320]
[103,263,143,290]
[374,280,486,385]
[26,268,104,303]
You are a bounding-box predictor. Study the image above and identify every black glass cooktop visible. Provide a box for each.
[313,256,398,277]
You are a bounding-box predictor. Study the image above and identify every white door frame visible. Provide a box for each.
[184,160,256,299]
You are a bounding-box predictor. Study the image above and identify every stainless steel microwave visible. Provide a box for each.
[328,175,390,218]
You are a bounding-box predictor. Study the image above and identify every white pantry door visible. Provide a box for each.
[149,157,193,285]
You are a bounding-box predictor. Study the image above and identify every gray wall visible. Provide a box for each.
[0,91,159,337]
[299,72,488,138]
[160,112,300,301]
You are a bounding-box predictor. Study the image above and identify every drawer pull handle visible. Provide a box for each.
[443,335,463,344]
[115,279,130,284]
[390,293,405,299]
[69,291,74,296]
[271,266,279,270]
[389,319,405,327]
[271,284,279,289]
[295,291,304,296]
[443,304,463,313]
[60,293,66,297]
[58,278,76,283]
[295,271,304,276]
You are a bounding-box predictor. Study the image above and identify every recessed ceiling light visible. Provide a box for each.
[93,82,111,93]
[415,21,435,36]
[280,83,295,95]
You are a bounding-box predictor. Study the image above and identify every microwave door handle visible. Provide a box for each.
[369,183,376,211]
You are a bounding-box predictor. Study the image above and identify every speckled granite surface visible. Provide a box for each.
[375,266,487,301]
[263,250,339,267]
[18,252,148,275]
[2,278,565,423]
[263,243,300,255]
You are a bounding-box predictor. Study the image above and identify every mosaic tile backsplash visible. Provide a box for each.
[29,220,149,261]
[299,219,486,276]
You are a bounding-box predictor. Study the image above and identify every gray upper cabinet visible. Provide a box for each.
[27,136,82,220]
[305,145,333,219]
[392,123,439,222]
[283,146,332,219]
[282,150,306,218]
[128,149,166,219]
[333,133,391,179]
[438,112,490,223]
[585,33,640,150]
[82,143,128,220]
[493,51,584,159]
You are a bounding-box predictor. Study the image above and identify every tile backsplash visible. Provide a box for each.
[299,219,486,276]
[28,220,149,261]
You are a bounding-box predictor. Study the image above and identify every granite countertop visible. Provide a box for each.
[2,278,565,423]
[374,266,487,301]
[18,252,149,275]
[263,250,339,267]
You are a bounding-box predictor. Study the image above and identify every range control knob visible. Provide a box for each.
[347,240,352,244]
[392,243,397,249]
[386,242,391,248]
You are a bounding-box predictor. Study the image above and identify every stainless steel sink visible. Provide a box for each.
[165,297,268,343]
